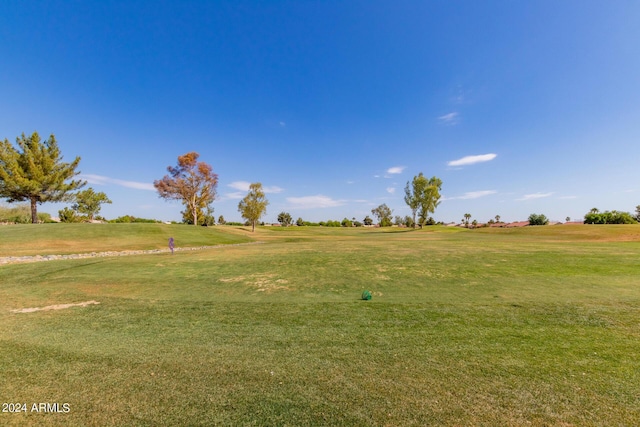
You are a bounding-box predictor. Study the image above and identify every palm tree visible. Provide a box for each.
[463,213,472,228]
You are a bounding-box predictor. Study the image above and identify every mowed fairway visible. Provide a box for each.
[1,224,639,426]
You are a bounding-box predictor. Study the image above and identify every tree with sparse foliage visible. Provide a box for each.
[635,206,640,222]
[72,188,112,221]
[363,215,373,226]
[277,211,293,226]
[238,182,269,232]
[296,217,304,227]
[371,203,393,227]
[404,175,424,228]
[0,132,86,223]
[528,213,549,226]
[154,152,218,226]
[404,173,442,228]
[218,215,226,225]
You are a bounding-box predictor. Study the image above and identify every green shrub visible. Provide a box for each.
[528,213,549,226]
[584,210,637,224]
[37,212,53,223]
[0,203,31,223]
[110,215,161,223]
[59,207,80,223]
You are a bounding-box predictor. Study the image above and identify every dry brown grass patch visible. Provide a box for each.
[11,300,100,313]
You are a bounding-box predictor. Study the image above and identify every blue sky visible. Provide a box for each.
[2,1,639,223]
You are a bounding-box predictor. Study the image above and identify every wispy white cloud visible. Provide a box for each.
[443,190,497,201]
[516,192,554,201]
[447,153,497,167]
[451,85,470,105]
[228,181,283,194]
[80,174,155,191]
[438,112,459,125]
[223,192,245,200]
[386,166,405,175]
[286,195,344,209]
[461,190,497,199]
[453,94,465,104]
[263,186,284,194]
[228,181,251,191]
[386,187,396,194]
[80,174,111,186]
[279,121,286,127]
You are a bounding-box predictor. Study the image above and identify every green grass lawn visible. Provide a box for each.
[1,224,639,425]
[0,223,253,257]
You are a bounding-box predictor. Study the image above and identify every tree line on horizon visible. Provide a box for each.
[2,133,639,227]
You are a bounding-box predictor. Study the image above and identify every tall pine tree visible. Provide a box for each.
[0,132,86,223]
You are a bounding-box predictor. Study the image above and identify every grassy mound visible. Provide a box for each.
[0,223,253,256]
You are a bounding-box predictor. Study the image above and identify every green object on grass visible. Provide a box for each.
[361,290,372,300]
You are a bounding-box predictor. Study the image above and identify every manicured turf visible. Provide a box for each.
[1,224,639,425]
[0,223,252,256]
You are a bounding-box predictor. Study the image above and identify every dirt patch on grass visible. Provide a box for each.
[219,276,247,283]
[254,276,290,293]
[11,300,100,313]
[219,274,290,293]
